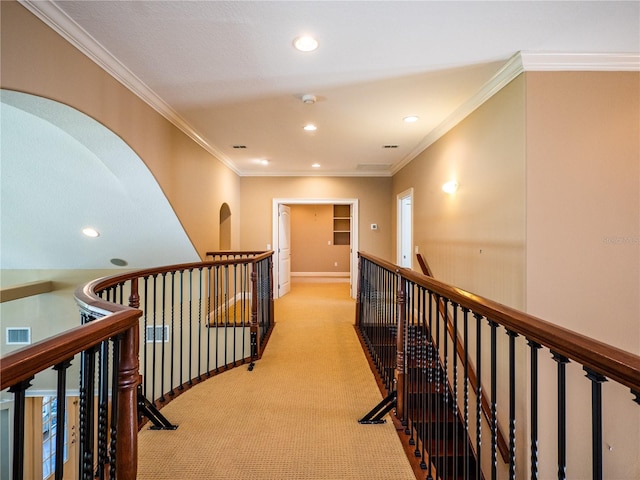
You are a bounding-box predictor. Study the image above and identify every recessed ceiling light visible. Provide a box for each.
[403,116,419,123]
[82,227,100,238]
[293,35,318,52]
[260,159,269,165]
[312,163,321,168]
[304,124,317,131]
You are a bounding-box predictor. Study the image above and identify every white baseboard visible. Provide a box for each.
[291,272,349,278]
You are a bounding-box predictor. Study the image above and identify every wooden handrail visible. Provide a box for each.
[416,253,509,463]
[0,309,140,390]
[360,251,640,393]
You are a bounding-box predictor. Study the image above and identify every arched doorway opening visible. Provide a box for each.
[219,203,232,250]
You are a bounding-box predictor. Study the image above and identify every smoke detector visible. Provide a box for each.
[301,94,317,105]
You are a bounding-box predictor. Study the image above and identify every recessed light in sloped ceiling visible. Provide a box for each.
[0,90,200,269]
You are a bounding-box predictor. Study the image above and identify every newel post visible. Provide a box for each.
[117,278,141,479]
[395,274,407,421]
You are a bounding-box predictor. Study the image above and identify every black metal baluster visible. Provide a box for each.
[224,265,229,369]
[552,352,570,480]
[178,270,185,391]
[489,320,498,480]
[151,274,158,403]
[214,265,220,373]
[462,307,470,480]
[160,273,167,401]
[79,347,96,480]
[9,377,32,480]
[426,290,434,480]
[143,277,149,398]
[474,313,483,480]
[197,267,203,380]
[434,294,441,478]
[188,268,194,386]
[441,298,449,480]
[233,263,238,364]
[109,336,121,480]
[507,330,518,480]
[206,265,212,376]
[529,340,542,480]
[452,303,459,480]
[584,368,607,480]
[96,340,110,479]
[169,271,176,396]
[53,360,71,480]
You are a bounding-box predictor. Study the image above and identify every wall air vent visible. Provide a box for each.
[6,327,31,345]
[145,325,169,343]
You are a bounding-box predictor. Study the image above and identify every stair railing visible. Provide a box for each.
[357,251,640,480]
[1,307,141,479]
[1,251,274,479]
[416,253,509,463]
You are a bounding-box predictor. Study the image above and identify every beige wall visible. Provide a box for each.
[393,74,526,309]
[239,176,392,260]
[1,1,241,259]
[290,204,350,274]
[525,71,640,480]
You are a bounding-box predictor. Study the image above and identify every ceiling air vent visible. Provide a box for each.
[382,145,399,149]
[232,145,247,149]
[6,327,31,345]
[356,163,392,171]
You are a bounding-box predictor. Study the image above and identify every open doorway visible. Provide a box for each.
[219,203,231,250]
[272,198,359,299]
[397,188,413,268]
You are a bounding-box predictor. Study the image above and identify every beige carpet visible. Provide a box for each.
[137,280,414,479]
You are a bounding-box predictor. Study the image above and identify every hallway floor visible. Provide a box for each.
[137,280,415,479]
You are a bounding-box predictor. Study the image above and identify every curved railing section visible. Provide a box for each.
[1,251,274,480]
[357,252,640,480]
[79,252,275,417]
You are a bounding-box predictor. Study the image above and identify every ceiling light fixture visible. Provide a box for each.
[303,124,317,131]
[403,116,419,123]
[442,181,459,194]
[312,163,321,168]
[301,94,317,104]
[82,227,100,238]
[293,35,318,52]
[260,159,269,165]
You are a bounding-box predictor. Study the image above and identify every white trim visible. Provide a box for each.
[396,188,414,268]
[19,0,240,176]
[272,198,359,299]
[393,53,525,174]
[292,272,350,278]
[520,52,640,71]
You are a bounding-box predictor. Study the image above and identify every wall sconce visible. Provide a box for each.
[442,180,459,194]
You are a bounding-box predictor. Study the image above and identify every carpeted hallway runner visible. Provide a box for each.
[137,280,414,479]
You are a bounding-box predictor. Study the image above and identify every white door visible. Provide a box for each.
[278,204,291,296]
[398,190,413,268]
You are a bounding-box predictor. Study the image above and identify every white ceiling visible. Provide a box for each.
[23,0,640,176]
[2,1,639,271]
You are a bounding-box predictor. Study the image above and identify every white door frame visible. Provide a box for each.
[397,188,414,268]
[272,198,359,299]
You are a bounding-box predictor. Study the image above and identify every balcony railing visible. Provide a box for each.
[1,251,274,479]
[356,252,640,480]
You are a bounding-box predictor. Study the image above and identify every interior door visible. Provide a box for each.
[398,192,413,268]
[278,204,291,296]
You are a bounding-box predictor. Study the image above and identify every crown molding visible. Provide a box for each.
[392,51,639,175]
[19,0,240,175]
[520,52,640,71]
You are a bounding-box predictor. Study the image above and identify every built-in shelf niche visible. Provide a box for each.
[333,204,351,246]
